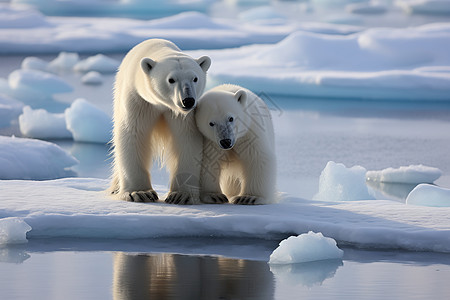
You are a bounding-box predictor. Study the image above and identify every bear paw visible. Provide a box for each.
[201,193,229,204]
[123,190,159,203]
[231,195,263,205]
[165,191,198,205]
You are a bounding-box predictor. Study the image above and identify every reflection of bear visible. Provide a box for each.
[109,39,211,204]
[113,253,274,300]
[195,84,276,205]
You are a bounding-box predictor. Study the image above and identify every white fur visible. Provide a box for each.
[195,84,276,205]
[109,39,211,204]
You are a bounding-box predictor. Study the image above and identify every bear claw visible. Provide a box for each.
[126,190,158,203]
[232,195,261,205]
[165,191,195,205]
[202,193,228,204]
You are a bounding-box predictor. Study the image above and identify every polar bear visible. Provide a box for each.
[195,84,276,205]
[109,39,211,204]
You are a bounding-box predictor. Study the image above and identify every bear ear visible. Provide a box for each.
[141,58,156,74]
[196,56,211,72]
[234,90,247,106]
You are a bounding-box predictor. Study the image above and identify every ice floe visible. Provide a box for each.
[406,184,450,207]
[366,164,442,184]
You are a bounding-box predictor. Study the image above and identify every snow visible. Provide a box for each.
[313,161,373,201]
[19,106,72,139]
[81,71,103,85]
[0,136,78,180]
[64,98,112,143]
[0,94,23,128]
[406,184,450,207]
[201,24,450,100]
[269,232,344,264]
[0,218,31,245]
[366,164,442,184]
[74,54,119,74]
[0,177,449,252]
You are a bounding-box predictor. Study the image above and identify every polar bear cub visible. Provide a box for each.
[195,84,276,205]
[110,39,211,204]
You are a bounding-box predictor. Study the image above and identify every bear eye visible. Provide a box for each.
[168,78,176,84]
[228,117,234,122]
[193,77,198,83]
[209,122,215,127]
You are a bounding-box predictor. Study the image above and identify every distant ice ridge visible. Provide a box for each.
[366,165,442,184]
[203,23,450,101]
[0,218,31,245]
[314,161,373,201]
[406,184,450,207]
[269,232,343,264]
[0,135,78,180]
[397,0,450,15]
[1,177,450,252]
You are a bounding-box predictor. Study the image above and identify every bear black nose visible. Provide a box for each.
[182,97,195,109]
[220,139,232,149]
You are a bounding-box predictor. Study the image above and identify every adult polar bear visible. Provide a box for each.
[195,84,276,205]
[110,39,211,204]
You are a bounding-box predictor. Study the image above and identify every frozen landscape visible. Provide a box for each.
[1,0,450,299]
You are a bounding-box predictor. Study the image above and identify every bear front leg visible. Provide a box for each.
[111,115,158,203]
[199,140,228,204]
[164,113,203,205]
[231,147,276,205]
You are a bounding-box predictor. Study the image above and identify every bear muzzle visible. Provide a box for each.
[219,139,234,150]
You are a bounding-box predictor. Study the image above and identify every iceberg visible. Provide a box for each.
[269,232,343,264]
[406,184,450,207]
[19,106,72,139]
[313,161,373,201]
[0,94,23,128]
[366,165,442,184]
[0,218,31,245]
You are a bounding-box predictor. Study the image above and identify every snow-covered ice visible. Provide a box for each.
[314,161,373,201]
[0,136,77,180]
[0,218,31,245]
[397,0,450,15]
[19,106,72,139]
[406,184,450,207]
[0,177,449,252]
[65,98,112,143]
[366,165,442,184]
[48,52,80,72]
[74,54,119,74]
[200,24,450,100]
[269,232,343,264]
[81,71,103,85]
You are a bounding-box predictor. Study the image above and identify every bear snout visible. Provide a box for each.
[219,139,233,150]
[182,97,195,110]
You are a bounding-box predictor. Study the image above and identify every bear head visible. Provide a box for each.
[140,55,211,114]
[196,89,251,150]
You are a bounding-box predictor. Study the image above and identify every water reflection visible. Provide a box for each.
[367,180,417,202]
[270,259,343,287]
[113,253,274,300]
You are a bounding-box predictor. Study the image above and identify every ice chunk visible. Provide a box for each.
[19,106,72,139]
[0,218,31,245]
[313,161,373,201]
[0,94,24,128]
[406,184,450,207]
[21,56,49,71]
[8,69,73,95]
[81,71,103,85]
[0,135,78,180]
[65,98,112,143]
[269,232,343,264]
[48,52,80,72]
[74,54,119,73]
[366,165,442,184]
